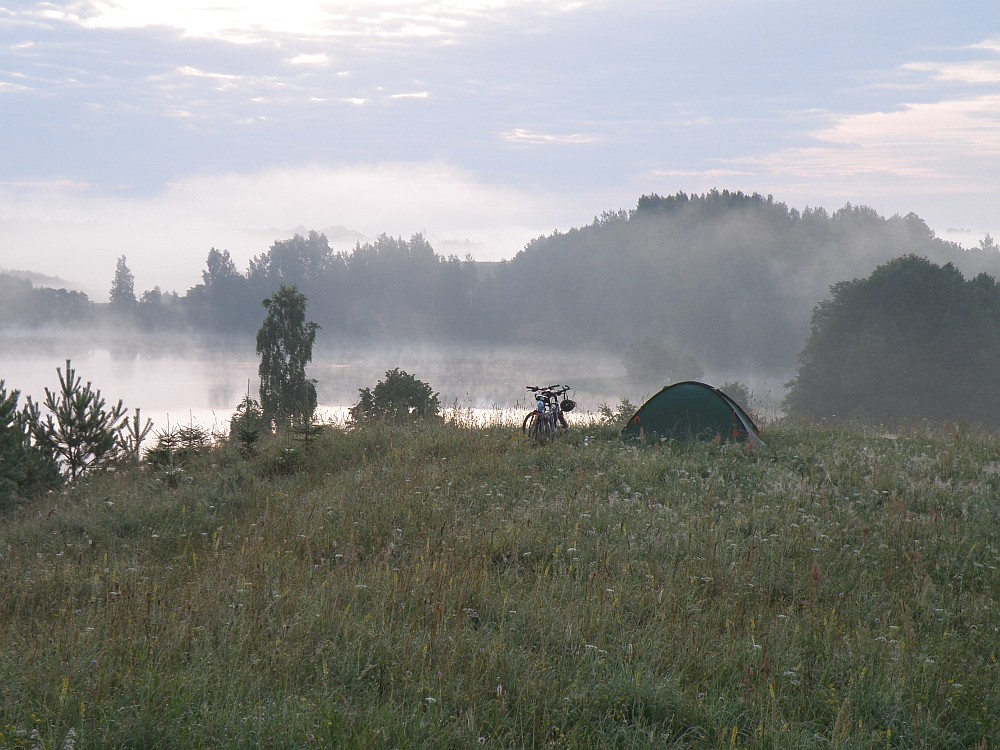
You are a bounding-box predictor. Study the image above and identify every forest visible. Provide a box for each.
[5,189,1000,426]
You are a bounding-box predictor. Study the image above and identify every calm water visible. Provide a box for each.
[0,332,638,433]
[1,332,784,434]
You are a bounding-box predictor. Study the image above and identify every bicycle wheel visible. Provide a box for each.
[533,414,557,443]
[522,411,540,439]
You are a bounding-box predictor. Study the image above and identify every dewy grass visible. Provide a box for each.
[1,420,999,747]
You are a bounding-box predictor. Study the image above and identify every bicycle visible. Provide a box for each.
[521,384,576,442]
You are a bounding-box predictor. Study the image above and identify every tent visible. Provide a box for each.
[621,381,763,446]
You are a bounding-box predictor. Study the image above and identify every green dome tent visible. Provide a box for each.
[622,381,763,447]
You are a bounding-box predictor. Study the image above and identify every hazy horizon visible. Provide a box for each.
[0,329,786,436]
[2,2,999,296]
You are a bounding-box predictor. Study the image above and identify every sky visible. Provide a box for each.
[2,0,999,297]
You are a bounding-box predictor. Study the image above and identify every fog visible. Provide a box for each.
[0,331,783,435]
[0,163,600,298]
[9,192,984,435]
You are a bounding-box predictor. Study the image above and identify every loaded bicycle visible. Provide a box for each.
[522,384,576,442]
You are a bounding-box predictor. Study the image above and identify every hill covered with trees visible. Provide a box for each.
[476,192,1000,376]
[5,190,999,384]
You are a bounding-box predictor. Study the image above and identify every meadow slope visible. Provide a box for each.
[2,420,999,748]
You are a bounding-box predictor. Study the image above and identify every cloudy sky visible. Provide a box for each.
[2,0,999,296]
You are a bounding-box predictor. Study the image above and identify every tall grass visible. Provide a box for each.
[1,418,998,748]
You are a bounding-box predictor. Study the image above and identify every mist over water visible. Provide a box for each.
[1,332,785,433]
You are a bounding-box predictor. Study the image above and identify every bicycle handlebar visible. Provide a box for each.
[526,384,570,395]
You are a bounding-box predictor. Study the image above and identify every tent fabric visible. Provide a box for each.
[621,381,764,446]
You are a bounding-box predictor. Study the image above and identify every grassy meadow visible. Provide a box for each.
[2,415,999,748]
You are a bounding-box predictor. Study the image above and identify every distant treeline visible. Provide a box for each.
[5,190,1000,380]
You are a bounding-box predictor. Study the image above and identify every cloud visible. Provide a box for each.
[0,81,31,93]
[289,53,331,65]
[0,161,587,294]
[736,94,1000,187]
[901,61,1000,86]
[501,127,600,145]
[29,1,596,44]
[649,39,1000,197]
[174,65,243,83]
[970,39,1000,54]
[649,168,755,179]
[637,39,1000,244]
[648,94,1000,232]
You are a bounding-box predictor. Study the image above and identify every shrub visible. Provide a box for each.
[28,359,128,480]
[0,380,60,501]
[145,424,213,468]
[229,394,265,454]
[349,368,441,426]
[596,396,638,429]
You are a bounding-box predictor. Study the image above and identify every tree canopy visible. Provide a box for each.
[256,285,320,430]
[109,255,136,307]
[8,191,1000,386]
[784,255,1000,426]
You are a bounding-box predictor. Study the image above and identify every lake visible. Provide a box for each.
[2,333,627,432]
[0,332,784,434]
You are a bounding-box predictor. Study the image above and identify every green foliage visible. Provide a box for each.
[28,359,128,480]
[229,393,265,453]
[720,380,752,407]
[145,424,212,467]
[256,285,320,431]
[719,380,761,426]
[596,395,638,428]
[109,254,136,307]
[119,408,154,464]
[1,363,148,499]
[0,272,94,329]
[349,368,441,425]
[190,231,478,338]
[202,247,242,288]
[476,191,992,375]
[0,380,60,501]
[785,255,1000,426]
[249,230,334,286]
[182,247,255,333]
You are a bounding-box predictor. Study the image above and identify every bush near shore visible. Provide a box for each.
[1,418,998,748]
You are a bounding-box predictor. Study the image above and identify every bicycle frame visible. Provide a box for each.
[522,384,573,441]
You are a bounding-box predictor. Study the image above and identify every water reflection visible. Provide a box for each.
[1,334,630,433]
[1,333,784,432]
